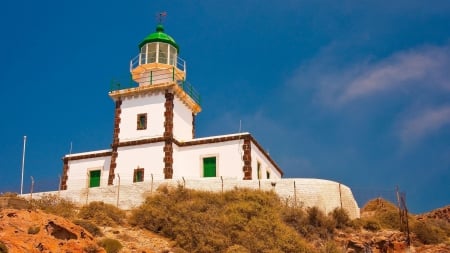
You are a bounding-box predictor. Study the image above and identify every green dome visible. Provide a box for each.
[139,24,179,52]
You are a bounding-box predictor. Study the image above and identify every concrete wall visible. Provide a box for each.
[27,178,360,219]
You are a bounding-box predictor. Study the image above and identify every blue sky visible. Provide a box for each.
[0,1,449,213]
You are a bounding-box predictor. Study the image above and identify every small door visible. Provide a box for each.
[203,157,216,177]
[89,170,101,188]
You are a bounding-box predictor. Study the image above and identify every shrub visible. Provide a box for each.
[330,208,351,229]
[131,188,314,253]
[30,194,77,219]
[225,244,250,253]
[78,202,125,226]
[362,219,381,231]
[84,244,102,253]
[320,241,342,253]
[98,238,123,253]
[412,221,447,245]
[0,241,8,253]
[73,220,103,237]
[0,192,18,197]
[27,226,40,235]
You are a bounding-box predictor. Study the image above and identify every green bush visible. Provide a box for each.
[83,244,102,253]
[98,238,123,253]
[330,208,351,229]
[27,226,40,235]
[73,220,103,237]
[320,241,342,253]
[78,202,125,226]
[130,188,314,253]
[30,194,77,219]
[225,244,250,253]
[412,221,447,245]
[362,219,381,231]
[0,241,8,253]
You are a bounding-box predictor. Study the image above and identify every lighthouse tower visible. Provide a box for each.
[107,24,201,183]
[60,22,283,192]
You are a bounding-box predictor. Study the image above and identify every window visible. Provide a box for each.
[203,157,216,177]
[158,43,168,64]
[266,171,270,179]
[89,170,101,188]
[137,113,147,130]
[257,161,262,179]
[133,168,144,183]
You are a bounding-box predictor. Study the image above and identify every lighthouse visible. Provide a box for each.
[60,23,282,191]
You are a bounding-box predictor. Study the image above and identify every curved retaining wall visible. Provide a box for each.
[26,178,360,219]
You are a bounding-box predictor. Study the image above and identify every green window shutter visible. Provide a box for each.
[89,170,101,187]
[203,157,216,177]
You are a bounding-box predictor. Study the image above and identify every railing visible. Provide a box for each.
[130,53,186,72]
[110,69,201,105]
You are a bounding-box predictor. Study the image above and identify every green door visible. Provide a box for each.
[203,157,216,177]
[89,170,101,187]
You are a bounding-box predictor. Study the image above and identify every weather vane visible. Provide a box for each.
[157,11,167,24]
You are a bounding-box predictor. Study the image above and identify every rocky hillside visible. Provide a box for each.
[418,205,450,223]
[0,192,449,253]
[0,208,103,252]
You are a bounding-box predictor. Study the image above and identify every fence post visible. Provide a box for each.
[339,183,342,209]
[221,176,224,193]
[30,176,34,201]
[182,177,186,188]
[86,172,89,205]
[294,181,297,207]
[150,174,154,195]
[116,174,121,208]
[58,174,61,198]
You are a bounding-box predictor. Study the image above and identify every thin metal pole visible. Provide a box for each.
[20,136,27,195]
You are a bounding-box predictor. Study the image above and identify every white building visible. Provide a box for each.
[60,24,283,191]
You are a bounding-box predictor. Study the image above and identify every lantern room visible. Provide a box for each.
[130,24,186,86]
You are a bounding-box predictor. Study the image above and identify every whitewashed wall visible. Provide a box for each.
[29,178,360,219]
[65,151,111,191]
[115,142,166,183]
[119,94,166,141]
[173,96,193,141]
[251,142,282,179]
[173,139,245,179]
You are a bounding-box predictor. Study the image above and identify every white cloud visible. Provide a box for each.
[399,106,450,144]
[288,43,450,107]
[337,46,448,104]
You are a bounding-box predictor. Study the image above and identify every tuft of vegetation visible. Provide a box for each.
[27,226,40,235]
[130,187,314,253]
[411,221,448,245]
[330,208,351,229]
[30,194,77,219]
[224,244,250,253]
[78,201,126,226]
[0,241,8,253]
[73,220,103,237]
[83,244,102,253]
[0,192,18,197]
[319,241,342,253]
[98,238,123,253]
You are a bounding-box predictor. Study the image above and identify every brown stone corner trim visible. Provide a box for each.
[108,99,122,185]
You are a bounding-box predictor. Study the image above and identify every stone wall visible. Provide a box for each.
[25,178,360,219]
